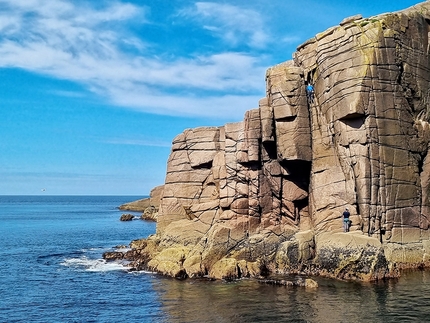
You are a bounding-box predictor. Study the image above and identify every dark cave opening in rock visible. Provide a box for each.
[191,161,213,169]
[339,114,366,129]
[262,141,278,160]
[279,159,312,193]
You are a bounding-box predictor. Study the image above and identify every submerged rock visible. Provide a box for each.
[128,2,430,281]
[259,277,318,288]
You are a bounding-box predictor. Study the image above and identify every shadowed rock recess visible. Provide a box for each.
[128,2,430,281]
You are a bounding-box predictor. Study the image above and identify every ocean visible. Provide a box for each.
[1,195,430,323]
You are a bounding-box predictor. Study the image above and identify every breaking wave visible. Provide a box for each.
[60,255,128,272]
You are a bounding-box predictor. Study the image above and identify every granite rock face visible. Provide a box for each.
[130,2,430,280]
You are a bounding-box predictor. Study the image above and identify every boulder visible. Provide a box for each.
[313,233,396,281]
[147,247,190,279]
[102,251,124,261]
[259,277,318,288]
[120,213,135,221]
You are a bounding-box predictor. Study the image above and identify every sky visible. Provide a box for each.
[0,0,421,195]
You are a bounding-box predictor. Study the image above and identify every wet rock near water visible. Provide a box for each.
[259,277,318,288]
[102,251,124,261]
[120,214,135,221]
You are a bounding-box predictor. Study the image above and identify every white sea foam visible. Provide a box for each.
[60,256,128,272]
[111,247,131,253]
[128,269,157,275]
[80,247,104,252]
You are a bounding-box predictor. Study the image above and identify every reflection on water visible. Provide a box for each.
[151,270,430,323]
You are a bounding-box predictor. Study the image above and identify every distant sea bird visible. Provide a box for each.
[41,188,46,192]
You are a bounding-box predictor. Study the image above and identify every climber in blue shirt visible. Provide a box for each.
[343,208,351,232]
[306,83,314,103]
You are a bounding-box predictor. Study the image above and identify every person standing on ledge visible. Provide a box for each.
[306,83,314,104]
[343,208,351,232]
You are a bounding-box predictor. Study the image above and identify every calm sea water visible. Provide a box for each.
[1,195,430,323]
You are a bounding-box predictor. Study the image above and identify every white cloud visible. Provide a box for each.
[50,90,86,98]
[0,0,268,118]
[109,91,263,119]
[103,138,172,148]
[0,0,145,65]
[120,52,264,91]
[183,2,269,48]
[0,15,21,34]
[282,35,302,45]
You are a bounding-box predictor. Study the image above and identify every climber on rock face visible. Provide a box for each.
[343,208,351,232]
[306,83,314,104]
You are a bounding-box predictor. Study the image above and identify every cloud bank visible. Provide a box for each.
[0,0,269,119]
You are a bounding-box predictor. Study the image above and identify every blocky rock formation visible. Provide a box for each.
[128,2,430,281]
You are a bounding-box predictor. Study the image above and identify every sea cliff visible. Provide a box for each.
[123,2,430,281]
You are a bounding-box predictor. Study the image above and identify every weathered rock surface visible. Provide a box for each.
[128,2,430,281]
[119,185,164,221]
[141,206,158,221]
[259,277,319,288]
[102,251,124,261]
[119,199,150,212]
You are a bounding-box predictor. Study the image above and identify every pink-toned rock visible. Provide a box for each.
[129,2,430,282]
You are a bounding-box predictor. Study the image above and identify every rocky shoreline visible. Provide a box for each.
[102,244,319,287]
[114,2,430,282]
[105,231,402,282]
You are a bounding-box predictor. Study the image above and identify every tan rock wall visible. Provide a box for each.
[136,2,430,281]
[293,7,430,242]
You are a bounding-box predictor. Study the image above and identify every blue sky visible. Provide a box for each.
[0,0,420,195]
